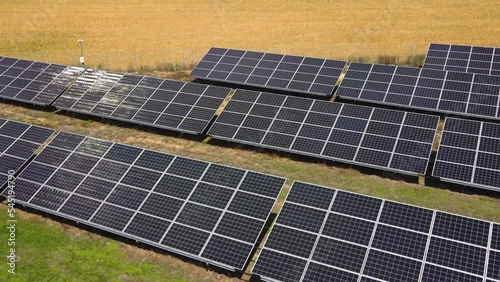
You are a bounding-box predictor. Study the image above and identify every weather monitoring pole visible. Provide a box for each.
[77,39,85,69]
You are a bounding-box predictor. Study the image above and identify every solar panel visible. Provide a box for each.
[423,43,500,76]
[2,131,286,271]
[208,89,439,176]
[190,47,347,97]
[336,62,500,120]
[53,70,231,134]
[0,119,55,190]
[253,181,500,282]
[0,56,83,105]
[433,117,500,192]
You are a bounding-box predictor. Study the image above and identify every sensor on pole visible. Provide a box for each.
[77,39,85,68]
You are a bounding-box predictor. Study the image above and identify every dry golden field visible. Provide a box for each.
[1,0,500,70]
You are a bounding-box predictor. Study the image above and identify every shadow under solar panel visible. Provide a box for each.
[2,130,286,271]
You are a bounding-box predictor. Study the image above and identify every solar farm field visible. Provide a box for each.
[0,1,499,70]
[1,1,500,282]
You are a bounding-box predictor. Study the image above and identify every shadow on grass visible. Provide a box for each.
[191,78,335,101]
[54,109,207,143]
[207,138,418,182]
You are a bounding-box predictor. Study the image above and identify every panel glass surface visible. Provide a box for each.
[190,47,347,97]
[0,56,83,105]
[53,69,231,134]
[0,119,55,190]
[433,117,500,192]
[208,89,439,175]
[423,43,500,76]
[2,131,286,271]
[253,181,498,282]
[337,61,500,120]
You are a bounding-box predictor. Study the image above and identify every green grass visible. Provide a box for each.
[0,205,224,282]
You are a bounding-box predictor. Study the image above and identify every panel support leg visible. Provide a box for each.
[418,175,426,186]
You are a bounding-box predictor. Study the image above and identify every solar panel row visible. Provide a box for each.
[54,69,231,134]
[0,119,55,189]
[2,131,285,270]
[424,43,500,76]
[0,56,83,105]
[433,117,500,192]
[191,47,347,97]
[253,181,500,282]
[337,62,500,120]
[208,89,439,176]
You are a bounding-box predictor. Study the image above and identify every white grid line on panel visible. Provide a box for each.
[129,80,169,121]
[285,57,307,89]
[120,155,179,232]
[20,174,266,226]
[108,76,147,116]
[306,58,326,93]
[288,97,316,150]
[381,65,397,103]
[319,103,345,156]
[230,92,262,140]
[496,88,500,118]
[443,44,452,72]
[408,68,424,107]
[226,50,248,80]
[157,163,212,244]
[483,222,494,282]
[26,134,87,203]
[352,108,375,161]
[418,210,437,282]
[387,112,408,169]
[356,200,385,282]
[88,147,145,221]
[56,138,115,213]
[435,71,449,110]
[259,94,288,147]
[264,54,286,86]
[470,122,484,184]
[357,64,374,99]
[465,47,473,74]
[0,123,35,160]
[243,52,267,84]
[176,84,210,128]
[206,49,230,78]
[464,73,477,114]
[489,49,496,76]
[298,189,339,282]
[198,171,251,257]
